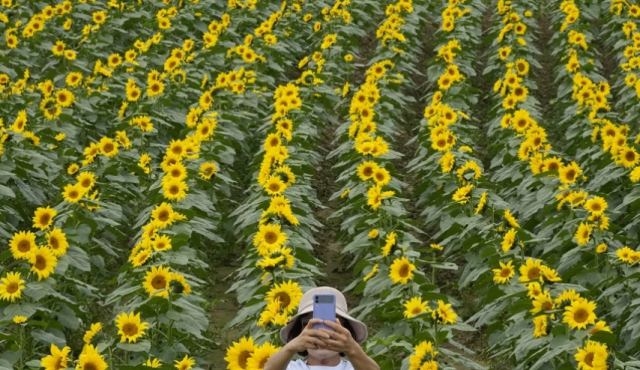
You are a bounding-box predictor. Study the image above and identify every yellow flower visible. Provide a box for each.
[83,322,102,344]
[174,354,196,370]
[30,246,58,280]
[40,343,71,370]
[519,258,543,283]
[403,296,429,318]
[246,343,278,370]
[253,223,287,257]
[0,271,25,302]
[33,206,57,230]
[533,315,548,337]
[46,228,69,257]
[575,340,608,370]
[225,337,255,370]
[144,358,162,368]
[492,260,515,284]
[616,246,639,265]
[433,299,457,324]
[368,228,379,239]
[584,196,607,216]
[389,256,415,284]
[265,280,303,315]
[9,230,37,260]
[143,265,173,299]
[115,311,149,343]
[574,222,593,246]
[501,228,517,253]
[563,298,597,330]
[99,136,119,157]
[62,183,84,203]
[76,344,108,370]
[55,89,74,107]
[12,315,27,324]
[162,178,188,201]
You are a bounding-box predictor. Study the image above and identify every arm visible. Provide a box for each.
[264,319,330,370]
[321,320,380,370]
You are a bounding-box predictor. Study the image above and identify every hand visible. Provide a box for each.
[318,319,358,356]
[284,318,331,354]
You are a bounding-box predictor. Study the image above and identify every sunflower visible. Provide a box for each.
[533,315,548,338]
[150,202,185,229]
[76,171,96,191]
[563,298,597,330]
[46,228,69,257]
[83,322,102,344]
[584,196,607,216]
[98,137,119,157]
[33,206,57,230]
[367,184,395,210]
[30,246,58,280]
[263,175,287,195]
[143,265,173,298]
[225,336,255,370]
[559,161,582,184]
[199,162,218,180]
[616,246,639,265]
[574,222,592,246]
[9,230,37,260]
[575,340,608,370]
[55,89,74,108]
[144,358,162,368]
[246,342,279,370]
[174,355,196,370]
[381,231,397,257]
[492,260,515,284]
[501,228,517,253]
[403,296,429,319]
[115,311,149,343]
[162,178,188,201]
[409,340,437,370]
[265,280,303,315]
[164,162,187,181]
[433,299,457,324]
[389,256,416,284]
[147,79,165,97]
[0,271,25,302]
[253,223,287,256]
[152,234,172,252]
[76,344,108,370]
[518,258,543,283]
[40,343,71,370]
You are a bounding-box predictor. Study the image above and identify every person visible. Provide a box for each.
[264,286,380,370]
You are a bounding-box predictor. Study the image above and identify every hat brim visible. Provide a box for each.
[279,305,368,344]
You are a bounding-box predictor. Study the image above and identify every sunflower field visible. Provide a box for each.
[1,0,640,369]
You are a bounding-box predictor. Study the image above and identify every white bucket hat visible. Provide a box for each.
[279,286,368,344]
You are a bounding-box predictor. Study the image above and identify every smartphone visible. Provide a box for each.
[312,294,336,331]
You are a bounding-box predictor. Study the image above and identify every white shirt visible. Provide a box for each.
[286,359,355,370]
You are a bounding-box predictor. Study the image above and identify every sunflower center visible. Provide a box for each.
[584,352,594,366]
[239,350,252,368]
[501,268,511,277]
[18,240,31,252]
[35,255,47,270]
[399,263,410,278]
[122,322,139,336]
[151,275,167,289]
[49,236,59,249]
[264,231,278,244]
[81,178,92,188]
[85,361,98,370]
[274,292,291,307]
[574,308,588,323]
[625,150,636,162]
[6,282,19,294]
[527,267,540,280]
[412,307,422,315]
[103,143,114,153]
[158,210,170,222]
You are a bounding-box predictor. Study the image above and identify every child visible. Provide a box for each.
[264,286,380,370]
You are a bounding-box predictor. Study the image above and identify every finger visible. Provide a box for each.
[322,338,345,351]
[307,329,331,339]
[306,338,325,349]
[323,319,350,335]
[305,318,323,329]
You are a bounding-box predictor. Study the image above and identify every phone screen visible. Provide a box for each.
[312,294,336,330]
